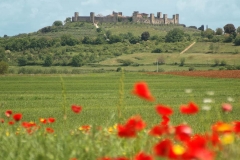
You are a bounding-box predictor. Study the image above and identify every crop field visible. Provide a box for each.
[0,72,240,160]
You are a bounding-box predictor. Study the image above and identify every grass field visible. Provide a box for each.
[0,72,240,160]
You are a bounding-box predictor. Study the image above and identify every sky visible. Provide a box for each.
[0,0,240,37]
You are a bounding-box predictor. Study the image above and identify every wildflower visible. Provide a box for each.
[0,118,4,123]
[8,121,14,125]
[220,134,234,145]
[153,139,173,157]
[40,118,47,124]
[134,151,153,160]
[13,113,22,121]
[222,103,232,112]
[149,125,169,137]
[161,115,170,126]
[233,121,240,134]
[5,110,12,117]
[175,124,192,142]
[132,82,155,102]
[71,105,82,113]
[156,105,173,116]
[117,116,145,138]
[172,144,185,156]
[212,122,232,133]
[48,117,55,123]
[46,127,54,133]
[180,102,199,114]
[79,125,91,132]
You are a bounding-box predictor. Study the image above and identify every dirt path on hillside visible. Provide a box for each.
[148,70,240,79]
[180,42,196,54]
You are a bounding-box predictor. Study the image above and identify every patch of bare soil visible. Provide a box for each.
[149,70,240,79]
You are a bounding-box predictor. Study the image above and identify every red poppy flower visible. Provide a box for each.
[156,105,173,116]
[13,113,22,121]
[134,151,153,160]
[233,121,240,134]
[117,116,145,138]
[126,115,146,131]
[5,110,12,117]
[48,117,55,123]
[8,121,14,125]
[132,82,155,102]
[0,118,4,123]
[175,124,192,142]
[149,125,169,136]
[117,124,136,138]
[161,115,170,126]
[71,105,82,113]
[46,127,54,133]
[153,139,173,157]
[222,103,232,112]
[180,102,199,114]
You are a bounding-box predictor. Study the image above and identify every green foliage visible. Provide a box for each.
[71,53,85,67]
[179,57,185,66]
[234,35,240,46]
[224,24,236,34]
[151,48,162,53]
[53,20,63,27]
[237,26,240,34]
[0,61,8,74]
[109,35,122,44]
[0,48,6,62]
[165,28,185,43]
[215,28,223,35]
[39,26,52,33]
[202,28,215,39]
[44,55,53,66]
[188,66,195,71]
[96,28,103,33]
[82,36,92,44]
[129,36,140,44]
[220,60,227,66]
[61,34,78,46]
[106,30,112,39]
[18,56,28,66]
[64,17,72,24]
[141,31,150,41]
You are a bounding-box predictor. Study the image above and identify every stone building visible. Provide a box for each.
[72,11,179,25]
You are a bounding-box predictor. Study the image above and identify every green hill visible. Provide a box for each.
[0,21,240,74]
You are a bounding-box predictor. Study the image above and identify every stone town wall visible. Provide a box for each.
[72,11,179,25]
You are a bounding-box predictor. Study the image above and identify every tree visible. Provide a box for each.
[18,56,28,66]
[0,61,8,74]
[141,31,150,41]
[198,25,204,31]
[234,35,240,46]
[53,20,63,27]
[0,47,6,62]
[237,26,240,34]
[216,28,223,35]
[202,28,215,39]
[71,54,85,67]
[96,28,103,33]
[82,36,92,44]
[106,30,112,38]
[224,24,236,34]
[165,28,185,42]
[64,17,71,24]
[44,55,53,66]
[109,35,122,44]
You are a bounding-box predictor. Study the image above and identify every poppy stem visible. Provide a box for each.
[117,68,125,122]
[60,76,67,127]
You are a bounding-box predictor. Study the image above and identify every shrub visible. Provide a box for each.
[214,59,220,66]
[188,66,195,71]
[151,48,162,53]
[0,61,8,74]
[18,57,28,66]
[234,35,240,46]
[220,60,227,66]
[179,58,185,66]
[44,55,53,67]
[116,67,122,72]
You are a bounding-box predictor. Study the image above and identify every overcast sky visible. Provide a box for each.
[1,0,240,36]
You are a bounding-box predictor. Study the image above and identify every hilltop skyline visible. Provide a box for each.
[0,0,240,36]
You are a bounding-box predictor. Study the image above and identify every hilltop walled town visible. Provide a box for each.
[72,11,179,25]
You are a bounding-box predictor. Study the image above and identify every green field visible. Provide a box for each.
[1,72,240,159]
[1,72,239,130]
